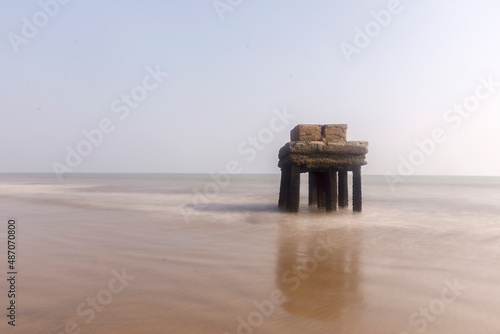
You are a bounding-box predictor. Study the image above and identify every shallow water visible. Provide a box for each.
[0,174,499,333]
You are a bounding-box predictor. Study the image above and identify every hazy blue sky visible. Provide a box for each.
[2,0,500,177]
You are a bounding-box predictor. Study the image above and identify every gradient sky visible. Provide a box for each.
[2,0,500,176]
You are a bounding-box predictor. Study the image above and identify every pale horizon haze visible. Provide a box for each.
[2,0,500,177]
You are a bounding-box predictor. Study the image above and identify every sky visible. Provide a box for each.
[2,0,500,177]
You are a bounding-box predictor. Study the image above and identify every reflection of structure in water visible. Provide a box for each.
[275,223,363,321]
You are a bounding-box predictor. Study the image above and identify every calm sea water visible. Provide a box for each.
[0,174,499,334]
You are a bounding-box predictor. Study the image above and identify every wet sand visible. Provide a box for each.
[0,175,499,333]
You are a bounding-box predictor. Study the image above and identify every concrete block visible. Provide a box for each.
[322,124,347,141]
[290,124,322,141]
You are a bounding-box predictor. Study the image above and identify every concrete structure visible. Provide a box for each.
[278,124,368,212]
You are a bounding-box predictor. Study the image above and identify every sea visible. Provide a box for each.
[0,173,499,334]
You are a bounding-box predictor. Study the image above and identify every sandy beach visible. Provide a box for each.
[0,174,499,333]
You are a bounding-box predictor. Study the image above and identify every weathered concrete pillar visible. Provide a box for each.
[353,166,362,212]
[338,170,348,208]
[326,168,337,212]
[278,167,290,210]
[308,172,318,205]
[287,164,300,212]
[317,171,327,209]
